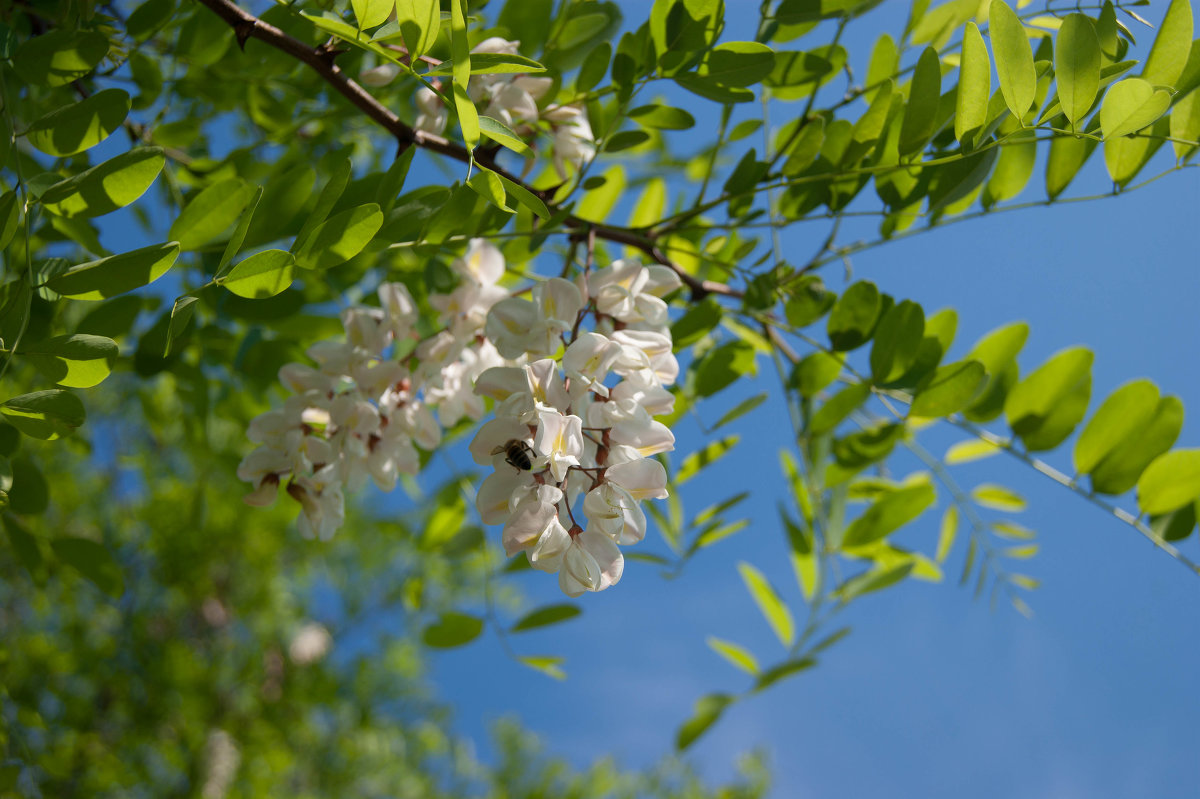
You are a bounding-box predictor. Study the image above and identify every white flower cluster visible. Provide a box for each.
[237,240,508,539]
[362,37,596,178]
[469,259,682,597]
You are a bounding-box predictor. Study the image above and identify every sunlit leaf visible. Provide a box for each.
[971,483,1026,512]
[25,89,130,156]
[737,562,795,647]
[706,636,759,675]
[1137,450,1200,516]
[22,334,118,388]
[989,0,1036,118]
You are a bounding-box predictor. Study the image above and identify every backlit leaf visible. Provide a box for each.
[221,250,296,299]
[1056,14,1102,127]
[989,0,1036,118]
[47,242,179,301]
[22,334,118,388]
[706,636,759,675]
[41,147,165,218]
[738,562,795,647]
[25,89,130,156]
[1137,450,1200,516]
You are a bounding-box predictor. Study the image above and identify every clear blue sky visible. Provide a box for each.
[415,3,1200,797]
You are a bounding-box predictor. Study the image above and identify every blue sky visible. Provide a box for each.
[417,3,1200,797]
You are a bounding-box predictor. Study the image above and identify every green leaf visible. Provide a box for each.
[676,693,733,751]
[963,321,1029,422]
[422,612,484,648]
[52,537,124,597]
[1141,0,1193,88]
[575,42,612,93]
[220,250,296,299]
[992,520,1035,540]
[671,297,722,347]
[245,163,316,247]
[899,47,943,156]
[791,350,842,397]
[511,604,582,633]
[837,562,914,600]
[703,41,776,87]
[870,300,925,383]
[1056,14,1102,127]
[826,280,881,351]
[944,438,1004,465]
[13,29,109,87]
[40,147,165,218]
[706,636,759,674]
[1100,78,1171,138]
[494,172,550,220]
[713,393,767,430]
[1073,379,1160,475]
[674,72,756,103]
[46,242,179,301]
[956,22,991,143]
[395,0,439,58]
[0,191,19,251]
[352,0,393,29]
[1045,118,1099,199]
[784,275,836,327]
[294,204,383,270]
[909,360,987,418]
[1,390,85,440]
[1005,347,1093,451]
[427,52,550,77]
[971,483,1026,512]
[215,186,263,278]
[737,562,795,646]
[467,168,515,212]
[1150,502,1196,543]
[164,295,197,356]
[8,455,48,515]
[810,382,871,435]
[576,165,626,222]
[693,341,757,397]
[677,435,739,484]
[629,104,696,130]
[478,115,531,154]
[1170,88,1200,161]
[842,482,936,547]
[518,655,566,680]
[753,657,816,692]
[4,514,44,577]
[24,89,130,157]
[989,0,1037,119]
[1091,395,1183,495]
[1137,450,1200,516]
[168,178,254,251]
[935,506,958,562]
[22,334,118,388]
[376,149,415,215]
[603,130,652,152]
[982,129,1036,206]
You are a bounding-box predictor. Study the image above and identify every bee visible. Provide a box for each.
[492,439,537,472]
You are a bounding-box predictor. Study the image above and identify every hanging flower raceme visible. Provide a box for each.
[470,258,681,597]
[238,240,509,539]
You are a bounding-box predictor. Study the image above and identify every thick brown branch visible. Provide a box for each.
[194,0,740,301]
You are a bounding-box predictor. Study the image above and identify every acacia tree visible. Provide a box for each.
[1,0,1199,791]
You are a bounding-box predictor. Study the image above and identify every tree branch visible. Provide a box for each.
[194,0,740,301]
